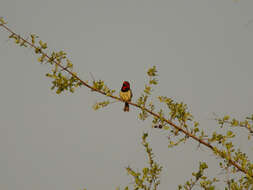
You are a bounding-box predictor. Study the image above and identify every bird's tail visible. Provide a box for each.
[124,102,130,112]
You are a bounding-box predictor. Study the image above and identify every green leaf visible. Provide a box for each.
[0,17,7,24]
[147,66,157,77]
[223,115,230,121]
[227,130,235,138]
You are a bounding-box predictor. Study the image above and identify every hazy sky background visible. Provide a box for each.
[1,0,253,189]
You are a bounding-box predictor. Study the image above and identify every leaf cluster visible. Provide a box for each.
[178,162,218,190]
[125,133,162,190]
[137,66,158,121]
[216,115,253,139]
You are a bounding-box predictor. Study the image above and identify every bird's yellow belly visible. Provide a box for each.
[120,90,132,101]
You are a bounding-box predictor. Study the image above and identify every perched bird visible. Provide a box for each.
[119,81,132,112]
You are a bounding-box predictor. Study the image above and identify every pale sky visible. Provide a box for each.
[0,0,253,189]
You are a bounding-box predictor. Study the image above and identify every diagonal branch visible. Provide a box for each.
[0,23,252,178]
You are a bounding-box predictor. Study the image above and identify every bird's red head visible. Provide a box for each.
[121,81,130,92]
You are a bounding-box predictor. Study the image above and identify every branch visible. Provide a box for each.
[0,23,252,179]
[216,115,253,136]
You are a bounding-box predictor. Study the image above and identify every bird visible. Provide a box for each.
[119,81,132,112]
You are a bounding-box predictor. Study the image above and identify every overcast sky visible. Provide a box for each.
[1,0,253,189]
